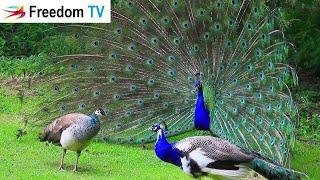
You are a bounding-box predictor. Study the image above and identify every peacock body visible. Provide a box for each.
[31,0,298,166]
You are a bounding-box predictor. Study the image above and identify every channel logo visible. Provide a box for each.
[3,6,26,19]
[0,0,111,23]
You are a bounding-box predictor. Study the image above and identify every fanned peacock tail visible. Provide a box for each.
[29,0,298,165]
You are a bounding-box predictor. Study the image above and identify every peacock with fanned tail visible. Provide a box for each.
[30,0,298,166]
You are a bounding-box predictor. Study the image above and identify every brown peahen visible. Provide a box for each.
[39,109,106,172]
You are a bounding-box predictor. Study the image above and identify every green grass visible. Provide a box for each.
[0,117,192,179]
[1,117,319,180]
[291,142,320,179]
[0,88,319,179]
[0,88,192,179]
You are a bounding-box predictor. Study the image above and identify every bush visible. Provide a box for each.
[0,24,54,57]
[0,54,47,78]
[283,0,320,75]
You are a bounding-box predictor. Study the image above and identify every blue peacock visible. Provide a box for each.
[30,0,298,166]
[150,123,307,179]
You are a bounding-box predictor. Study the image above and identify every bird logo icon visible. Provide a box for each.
[3,6,26,19]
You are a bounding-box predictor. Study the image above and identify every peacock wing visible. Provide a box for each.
[175,136,253,162]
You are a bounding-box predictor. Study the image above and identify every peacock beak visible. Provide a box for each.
[149,125,158,132]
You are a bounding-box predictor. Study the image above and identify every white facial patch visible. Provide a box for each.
[156,129,162,142]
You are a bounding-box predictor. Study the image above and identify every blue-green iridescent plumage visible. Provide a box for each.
[249,158,307,180]
[31,0,298,166]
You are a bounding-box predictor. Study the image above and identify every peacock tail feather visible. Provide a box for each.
[29,0,298,166]
[250,157,308,179]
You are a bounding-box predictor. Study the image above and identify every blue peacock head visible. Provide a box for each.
[150,122,168,132]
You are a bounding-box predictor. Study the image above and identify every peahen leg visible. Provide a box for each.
[59,149,66,171]
[73,151,81,172]
[141,141,146,149]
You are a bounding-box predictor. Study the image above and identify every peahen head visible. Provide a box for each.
[94,108,107,117]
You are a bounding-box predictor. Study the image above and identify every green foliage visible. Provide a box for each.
[0,24,84,58]
[0,24,72,78]
[0,24,55,57]
[294,77,320,142]
[0,38,5,56]
[298,114,320,141]
[267,0,320,76]
[41,33,86,56]
[283,0,320,75]
[0,54,47,78]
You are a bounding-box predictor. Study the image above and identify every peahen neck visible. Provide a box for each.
[90,113,100,124]
[154,129,182,167]
[194,87,211,130]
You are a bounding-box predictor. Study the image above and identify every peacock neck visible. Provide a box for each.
[90,113,100,125]
[154,129,182,167]
[155,129,170,145]
[197,88,204,97]
[194,89,211,130]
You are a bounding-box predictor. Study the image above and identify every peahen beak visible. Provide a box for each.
[101,110,107,117]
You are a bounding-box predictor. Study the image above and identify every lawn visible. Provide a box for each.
[0,87,319,179]
[0,114,192,179]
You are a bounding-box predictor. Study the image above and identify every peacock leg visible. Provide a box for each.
[59,149,66,171]
[73,151,81,172]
